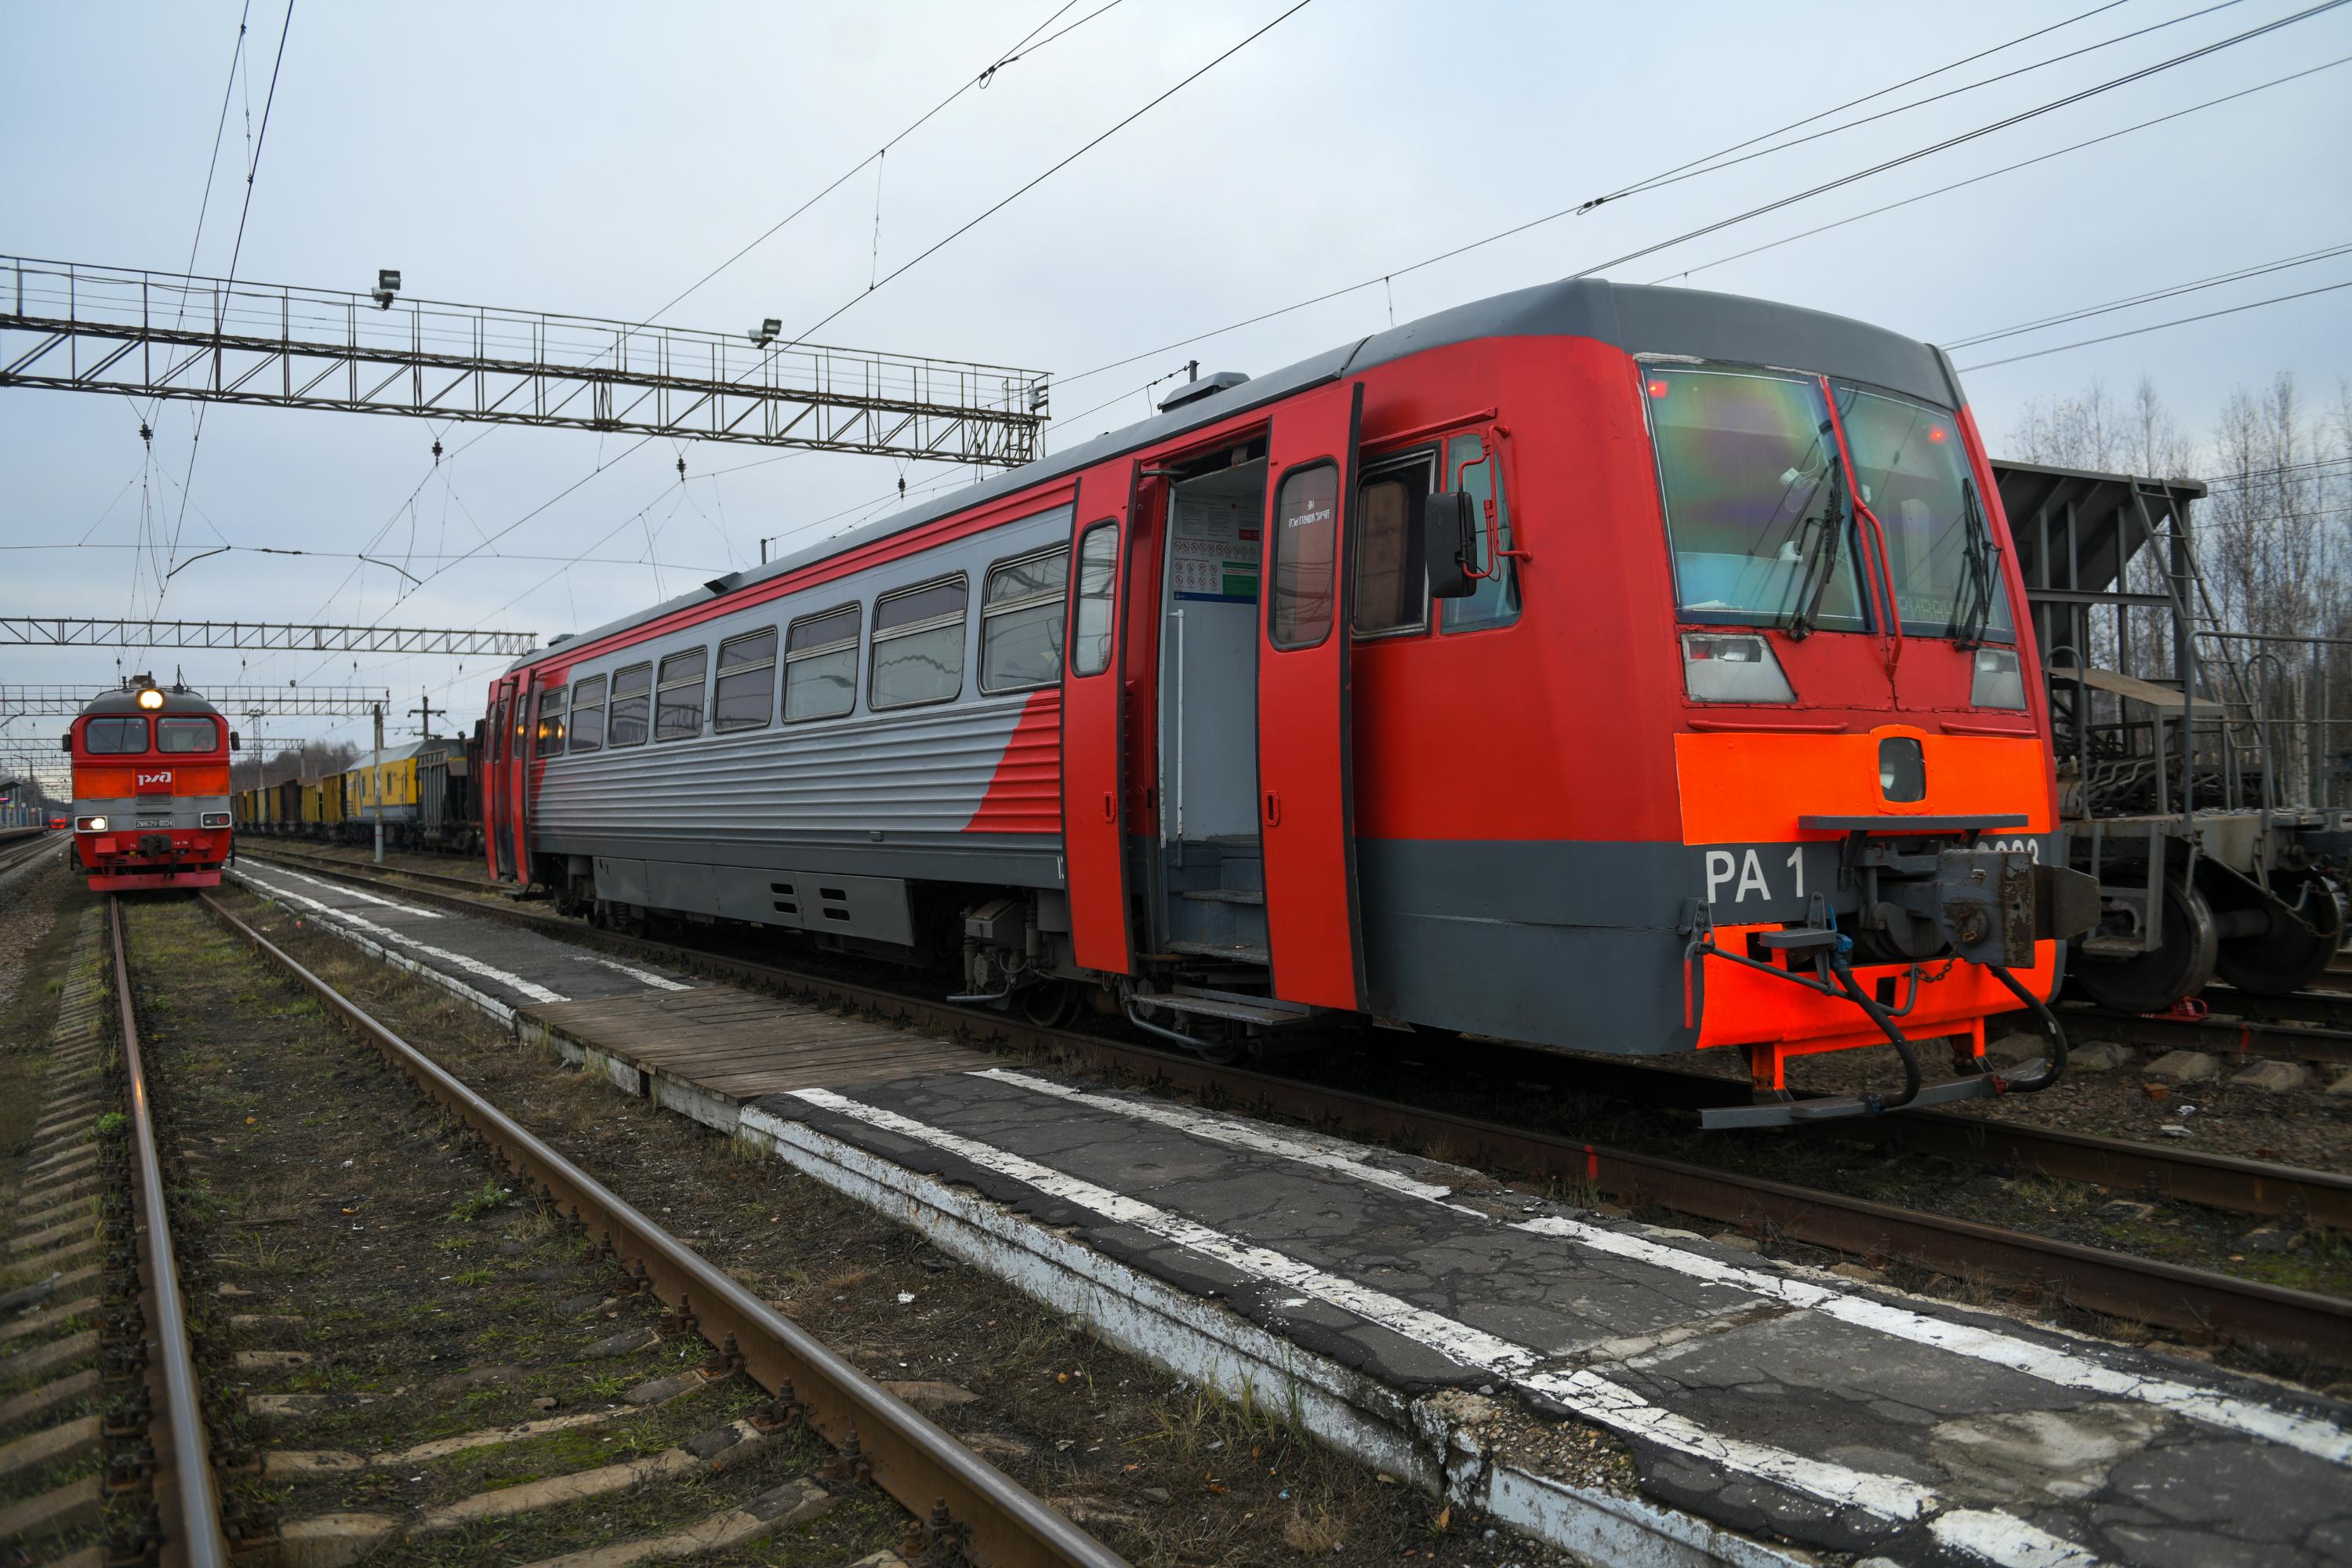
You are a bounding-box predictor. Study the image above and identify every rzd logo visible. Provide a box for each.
[137,771,172,788]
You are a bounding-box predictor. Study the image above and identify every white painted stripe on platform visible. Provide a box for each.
[978,1069,2352,1468]
[790,1084,1936,1523]
[973,1069,1455,1201]
[567,953,693,993]
[249,858,442,917]
[227,867,526,1024]
[1929,1510,2107,1568]
[227,866,565,1007]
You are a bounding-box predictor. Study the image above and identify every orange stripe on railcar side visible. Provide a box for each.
[965,689,1064,834]
[1672,729,2053,845]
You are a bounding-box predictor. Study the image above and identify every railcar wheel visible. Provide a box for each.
[2071,873,2219,1014]
[2213,870,2347,996]
[1019,981,1080,1029]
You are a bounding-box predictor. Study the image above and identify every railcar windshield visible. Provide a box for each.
[1648,367,1868,633]
[1832,383,2013,641]
[84,717,148,753]
[1647,364,2013,643]
[157,717,220,753]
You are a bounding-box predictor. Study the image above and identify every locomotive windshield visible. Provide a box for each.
[1647,365,2012,642]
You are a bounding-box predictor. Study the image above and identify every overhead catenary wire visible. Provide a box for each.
[1955,277,2352,368]
[784,0,1319,348]
[1942,241,2352,349]
[1648,52,2352,285]
[1048,0,2351,400]
[293,0,1312,701]
[158,0,294,612]
[1577,0,2250,215]
[1571,0,2136,214]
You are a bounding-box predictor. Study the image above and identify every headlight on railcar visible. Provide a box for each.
[75,815,107,833]
[1970,646,2027,710]
[201,811,230,828]
[1681,632,1795,703]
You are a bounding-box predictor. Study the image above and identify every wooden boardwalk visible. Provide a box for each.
[517,985,980,1107]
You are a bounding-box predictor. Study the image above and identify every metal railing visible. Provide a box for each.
[1,255,1050,463]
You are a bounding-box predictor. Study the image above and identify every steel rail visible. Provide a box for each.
[241,847,2352,1223]
[2044,1003,2352,1069]
[1427,1037,2352,1229]
[109,898,233,1567]
[196,891,1127,1568]
[231,851,2352,1361]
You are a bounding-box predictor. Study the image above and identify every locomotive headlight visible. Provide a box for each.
[136,687,165,710]
[1682,632,1795,702]
[1970,646,2028,710]
[76,815,107,832]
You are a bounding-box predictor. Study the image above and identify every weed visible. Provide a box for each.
[452,1266,494,1287]
[93,1110,127,1138]
[448,1181,514,1224]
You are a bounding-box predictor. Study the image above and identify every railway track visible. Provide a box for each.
[67,887,1130,1567]
[237,846,2352,1364]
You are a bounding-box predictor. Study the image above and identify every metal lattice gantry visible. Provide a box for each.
[0,617,535,655]
[0,255,1051,463]
[0,684,393,717]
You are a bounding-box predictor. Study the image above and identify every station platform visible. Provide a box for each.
[227,857,2352,1568]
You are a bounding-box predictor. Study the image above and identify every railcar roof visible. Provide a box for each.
[347,740,426,768]
[510,277,1959,673]
[78,688,224,718]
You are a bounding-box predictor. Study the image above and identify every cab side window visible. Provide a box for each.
[1352,452,1435,637]
[1443,430,1520,633]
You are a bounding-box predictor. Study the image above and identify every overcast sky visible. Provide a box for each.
[4,0,2348,765]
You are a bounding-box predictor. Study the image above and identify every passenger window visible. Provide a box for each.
[1352,457,1433,637]
[714,630,778,732]
[980,547,1068,694]
[1444,431,1520,633]
[85,717,148,754]
[785,606,859,722]
[1070,522,1118,677]
[568,676,608,753]
[1269,463,1339,649]
[655,648,707,741]
[535,686,568,757]
[870,575,967,710]
[608,664,652,746]
[157,717,220,753]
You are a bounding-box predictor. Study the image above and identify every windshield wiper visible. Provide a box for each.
[1954,476,1999,648]
[1784,420,1846,641]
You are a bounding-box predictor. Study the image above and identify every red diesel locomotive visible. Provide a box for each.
[479,278,2095,1124]
[67,677,238,892]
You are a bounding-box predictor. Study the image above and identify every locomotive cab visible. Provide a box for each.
[67,675,237,892]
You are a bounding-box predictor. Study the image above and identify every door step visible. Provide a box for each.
[1139,991,1314,1027]
[1180,887,1265,906]
[1167,938,1272,966]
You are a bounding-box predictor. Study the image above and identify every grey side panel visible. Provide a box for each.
[546,831,1058,892]
[1356,839,1691,1054]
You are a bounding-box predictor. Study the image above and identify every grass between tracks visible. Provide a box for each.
[192,887,1537,1568]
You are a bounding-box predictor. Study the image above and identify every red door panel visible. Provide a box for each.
[1062,459,1137,974]
[506,671,535,883]
[1257,381,1366,1011]
[483,683,510,880]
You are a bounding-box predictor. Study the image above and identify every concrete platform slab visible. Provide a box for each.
[230,852,2352,1568]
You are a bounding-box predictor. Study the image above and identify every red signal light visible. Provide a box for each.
[1927,426,1947,443]
[1646,379,1669,398]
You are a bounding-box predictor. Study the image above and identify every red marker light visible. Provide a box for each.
[1646,379,1669,398]
[1927,426,1947,443]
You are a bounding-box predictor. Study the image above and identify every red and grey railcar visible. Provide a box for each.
[480,278,2096,1123]
[66,676,238,892]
